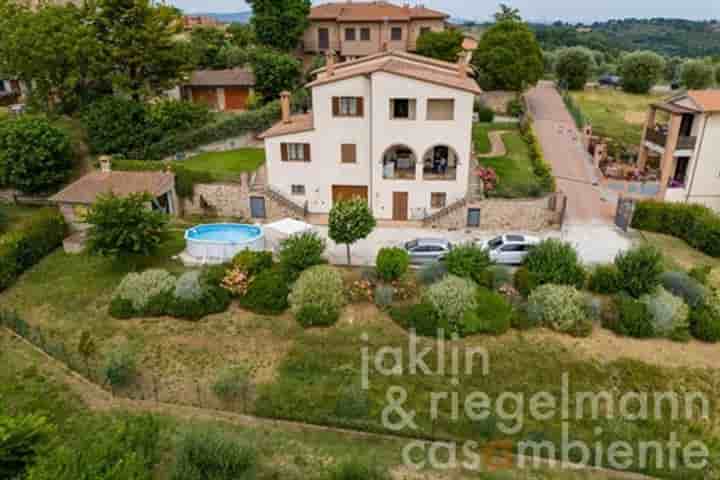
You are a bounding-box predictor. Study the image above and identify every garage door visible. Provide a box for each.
[191,87,218,109]
[332,185,368,204]
[225,87,249,110]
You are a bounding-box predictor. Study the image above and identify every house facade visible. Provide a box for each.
[639,90,720,211]
[181,68,256,112]
[303,1,448,62]
[259,51,480,221]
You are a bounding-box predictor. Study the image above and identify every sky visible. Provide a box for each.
[175,0,720,23]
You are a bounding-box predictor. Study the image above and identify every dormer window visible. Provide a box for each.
[332,97,364,117]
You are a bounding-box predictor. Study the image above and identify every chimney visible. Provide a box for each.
[280,91,291,124]
[325,50,336,76]
[99,155,112,173]
[457,52,468,79]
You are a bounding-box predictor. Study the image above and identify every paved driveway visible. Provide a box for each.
[526,82,616,224]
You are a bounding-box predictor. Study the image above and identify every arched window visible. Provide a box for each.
[382,145,417,180]
[422,145,458,180]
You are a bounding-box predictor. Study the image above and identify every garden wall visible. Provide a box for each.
[426,195,562,231]
[0,188,18,203]
[478,91,516,114]
[162,132,262,162]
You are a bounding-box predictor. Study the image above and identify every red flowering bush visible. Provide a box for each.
[476,166,498,192]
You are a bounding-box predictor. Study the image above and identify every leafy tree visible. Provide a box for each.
[472,11,543,92]
[85,193,170,257]
[93,0,193,99]
[189,25,228,69]
[542,50,557,74]
[0,117,73,194]
[82,97,153,157]
[619,51,665,94]
[555,46,596,90]
[416,29,464,63]
[680,60,715,89]
[494,4,521,22]
[217,44,252,69]
[328,199,376,265]
[250,48,301,100]
[227,23,256,48]
[664,56,684,82]
[0,411,54,479]
[248,0,311,51]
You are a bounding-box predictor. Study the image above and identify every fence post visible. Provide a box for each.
[196,380,202,407]
[153,375,159,403]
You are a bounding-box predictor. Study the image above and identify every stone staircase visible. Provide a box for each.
[263,185,308,219]
[422,195,468,226]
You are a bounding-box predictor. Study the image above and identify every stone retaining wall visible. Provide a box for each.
[163,133,262,162]
[0,188,18,203]
[427,195,562,231]
[478,91,516,114]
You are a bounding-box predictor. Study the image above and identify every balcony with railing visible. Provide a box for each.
[644,127,697,151]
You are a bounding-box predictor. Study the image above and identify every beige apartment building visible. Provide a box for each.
[303,1,449,61]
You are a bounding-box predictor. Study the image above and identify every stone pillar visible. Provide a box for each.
[638,107,657,169]
[657,114,682,200]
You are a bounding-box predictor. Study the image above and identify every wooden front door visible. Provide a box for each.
[224,86,249,110]
[332,185,368,204]
[392,192,408,221]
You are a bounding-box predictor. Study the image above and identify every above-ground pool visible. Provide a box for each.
[185,224,265,263]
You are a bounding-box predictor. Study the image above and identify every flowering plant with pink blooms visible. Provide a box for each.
[475,166,498,192]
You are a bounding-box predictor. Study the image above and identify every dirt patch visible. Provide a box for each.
[526,328,720,370]
[623,111,647,125]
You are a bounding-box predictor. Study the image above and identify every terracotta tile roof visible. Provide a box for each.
[687,90,720,112]
[185,68,255,87]
[50,171,175,205]
[258,113,315,139]
[307,51,481,94]
[309,1,448,21]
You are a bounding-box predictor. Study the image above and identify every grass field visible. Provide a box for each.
[570,89,664,149]
[474,123,546,198]
[639,230,720,272]
[177,148,265,180]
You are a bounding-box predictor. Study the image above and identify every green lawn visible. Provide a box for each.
[570,89,665,149]
[474,123,545,198]
[0,203,40,233]
[639,230,720,272]
[176,148,265,180]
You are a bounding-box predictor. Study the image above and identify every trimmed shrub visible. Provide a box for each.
[103,345,136,388]
[212,365,251,407]
[167,283,231,321]
[375,247,410,282]
[528,284,590,337]
[609,295,654,338]
[110,269,176,316]
[0,208,66,292]
[417,262,447,285]
[288,265,345,326]
[660,271,708,308]
[513,266,532,297]
[525,239,585,289]
[488,265,513,289]
[640,287,690,340]
[422,275,477,334]
[631,200,720,258]
[201,264,229,288]
[232,250,274,276]
[476,105,495,122]
[172,428,256,480]
[389,302,444,337]
[690,292,720,343]
[278,231,326,280]
[328,459,390,480]
[373,284,394,309]
[239,269,290,315]
[463,288,513,336]
[614,245,664,298]
[444,244,492,284]
[588,264,622,294]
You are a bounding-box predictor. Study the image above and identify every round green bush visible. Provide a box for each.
[610,295,654,338]
[232,250,274,276]
[444,244,492,284]
[375,247,410,282]
[690,293,720,343]
[525,239,585,289]
[463,288,513,336]
[295,304,339,328]
[528,284,590,337]
[476,105,495,122]
[614,245,663,298]
[639,287,690,339]
[588,264,621,294]
[389,302,444,337]
[422,275,477,334]
[111,269,176,317]
[167,284,231,321]
[172,428,257,480]
[288,265,346,326]
[103,346,136,388]
[660,271,708,309]
[278,231,326,279]
[239,269,290,315]
[513,266,532,297]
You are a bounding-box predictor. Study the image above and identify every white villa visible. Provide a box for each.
[639,90,720,210]
[259,50,480,221]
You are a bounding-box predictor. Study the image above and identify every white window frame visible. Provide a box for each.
[288,143,305,162]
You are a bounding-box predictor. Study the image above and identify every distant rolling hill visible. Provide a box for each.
[195,11,252,24]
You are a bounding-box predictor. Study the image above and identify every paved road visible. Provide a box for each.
[526,82,615,225]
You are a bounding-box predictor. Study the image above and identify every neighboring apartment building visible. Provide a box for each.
[259,50,480,221]
[639,90,720,210]
[303,1,448,61]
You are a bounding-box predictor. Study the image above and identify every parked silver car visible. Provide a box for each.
[403,238,453,264]
[477,234,540,265]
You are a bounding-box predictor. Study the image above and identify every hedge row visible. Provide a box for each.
[632,200,720,257]
[110,159,214,199]
[144,101,281,160]
[561,91,586,130]
[0,208,66,291]
[520,120,556,193]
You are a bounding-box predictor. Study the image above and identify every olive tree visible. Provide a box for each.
[328,198,376,265]
[680,60,714,90]
[555,47,595,90]
[619,51,665,94]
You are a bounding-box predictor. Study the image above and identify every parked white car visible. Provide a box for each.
[477,234,540,265]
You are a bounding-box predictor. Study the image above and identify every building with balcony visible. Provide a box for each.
[639,90,720,210]
[258,50,480,221]
[303,1,449,62]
